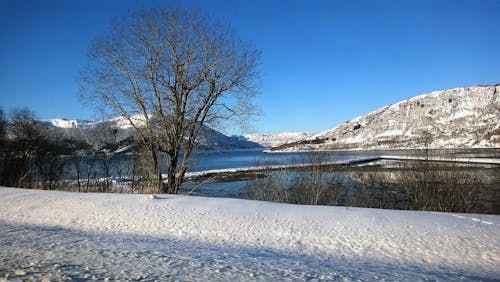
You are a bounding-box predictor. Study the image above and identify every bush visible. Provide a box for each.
[245,154,348,205]
[245,151,486,213]
[397,160,481,212]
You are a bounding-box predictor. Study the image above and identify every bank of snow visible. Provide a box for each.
[1,187,499,281]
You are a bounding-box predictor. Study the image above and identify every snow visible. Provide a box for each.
[108,114,148,129]
[375,129,403,138]
[436,109,474,123]
[1,187,499,281]
[49,118,79,128]
[278,85,500,151]
[243,132,317,147]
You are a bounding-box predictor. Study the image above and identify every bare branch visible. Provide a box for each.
[80,8,260,193]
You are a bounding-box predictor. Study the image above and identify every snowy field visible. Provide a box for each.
[1,187,499,281]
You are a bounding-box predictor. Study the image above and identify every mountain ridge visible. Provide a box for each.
[271,85,500,152]
[41,116,263,151]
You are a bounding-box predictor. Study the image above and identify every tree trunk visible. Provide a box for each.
[149,149,163,193]
[166,154,178,194]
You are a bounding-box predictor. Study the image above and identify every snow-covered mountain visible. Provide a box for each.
[44,118,97,129]
[271,85,500,151]
[44,114,149,130]
[43,116,262,151]
[242,132,317,147]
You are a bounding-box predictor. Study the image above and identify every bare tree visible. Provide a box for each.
[81,8,260,193]
[3,109,36,187]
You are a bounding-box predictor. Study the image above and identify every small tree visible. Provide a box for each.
[81,8,260,193]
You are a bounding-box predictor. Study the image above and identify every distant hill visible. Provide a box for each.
[271,85,500,151]
[43,118,98,129]
[42,116,262,151]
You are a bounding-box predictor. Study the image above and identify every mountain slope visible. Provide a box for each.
[242,132,317,147]
[272,85,500,151]
[43,116,262,151]
[196,126,264,150]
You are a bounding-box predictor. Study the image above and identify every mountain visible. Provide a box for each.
[242,132,317,148]
[44,118,97,129]
[271,85,500,152]
[196,127,264,151]
[43,114,150,130]
[43,116,262,151]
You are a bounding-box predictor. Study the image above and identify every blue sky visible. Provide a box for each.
[1,0,499,134]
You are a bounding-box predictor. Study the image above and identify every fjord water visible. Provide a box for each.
[186,148,500,172]
[187,148,383,172]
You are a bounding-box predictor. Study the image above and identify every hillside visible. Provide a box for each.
[272,85,500,151]
[242,132,317,147]
[42,116,262,152]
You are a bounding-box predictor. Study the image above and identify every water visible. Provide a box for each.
[187,148,500,172]
[183,148,384,198]
[188,148,383,172]
[182,148,500,214]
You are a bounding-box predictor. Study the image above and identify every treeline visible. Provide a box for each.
[0,107,156,193]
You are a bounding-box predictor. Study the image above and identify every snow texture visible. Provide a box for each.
[1,187,499,281]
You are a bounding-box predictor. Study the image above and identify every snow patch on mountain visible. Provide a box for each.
[243,132,317,147]
[48,118,79,128]
[107,114,149,129]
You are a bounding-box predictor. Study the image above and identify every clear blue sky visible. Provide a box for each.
[1,0,499,134]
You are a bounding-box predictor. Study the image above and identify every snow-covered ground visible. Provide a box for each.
[1,187,499,281]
